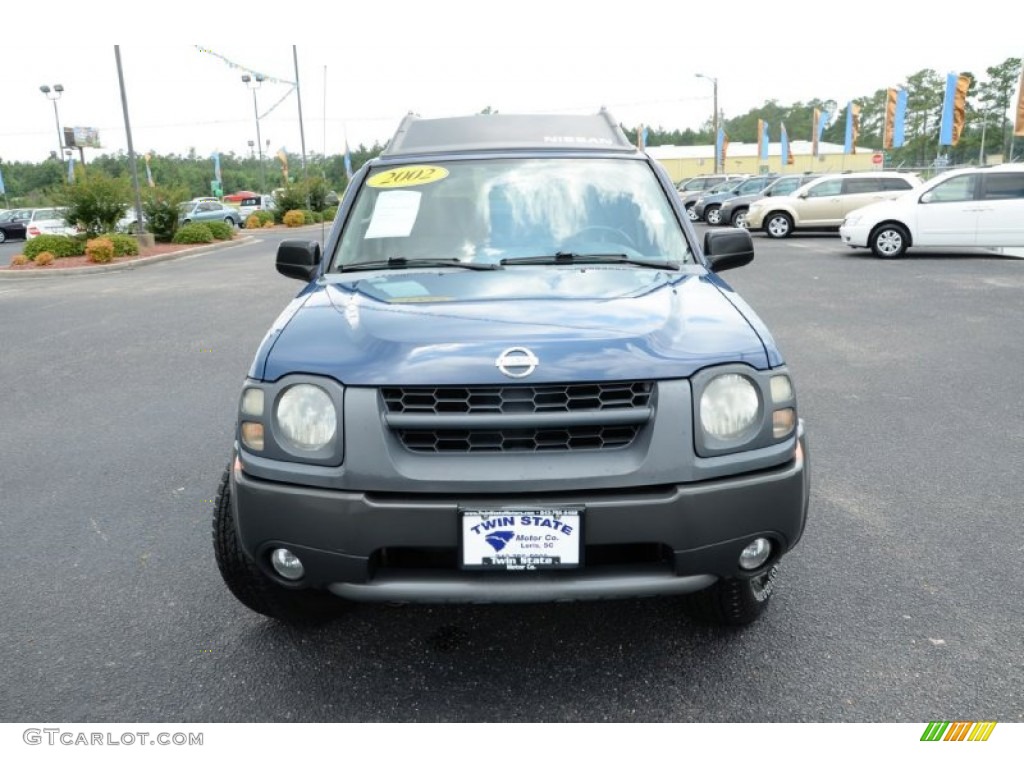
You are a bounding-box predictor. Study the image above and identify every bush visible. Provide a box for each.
[142,186,189,242]
[302,210,320,224]
[245,214,263,229]
[35,252,56,266]
[10,254,29,266]
[323,206,338,221]
[107,233,140,257]
[86,237,115,264]
[172,222,215,244]
[60,171,129,236]
[24,235,85,260]
[262,220,275,228]
[274,185,308,219]
[283,210,305,227]
[206,220,234,241]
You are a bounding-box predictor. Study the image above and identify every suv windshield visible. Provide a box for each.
[333,158,692,270]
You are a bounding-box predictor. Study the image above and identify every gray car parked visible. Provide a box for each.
[178,200,242,227]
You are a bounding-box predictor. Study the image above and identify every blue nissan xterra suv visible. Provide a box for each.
[213,110,810,626]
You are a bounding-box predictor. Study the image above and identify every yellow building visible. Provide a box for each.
[646,140,880,183]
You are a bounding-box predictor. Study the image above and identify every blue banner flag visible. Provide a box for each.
[939,73,957,145]
[715,125,724,169]
[780,123,793,165]
[212,152,222,184]
[893,89,908,148]
[67,155,76,183]
[758,120,770,162]
[343,140,353,179]
[0,166,5,195]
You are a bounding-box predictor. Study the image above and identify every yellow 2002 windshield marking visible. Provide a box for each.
[367,166,449,188]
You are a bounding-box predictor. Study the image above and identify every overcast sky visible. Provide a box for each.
[2,2,1021,165]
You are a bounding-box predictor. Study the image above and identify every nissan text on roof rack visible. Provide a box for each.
[213,109,810,627]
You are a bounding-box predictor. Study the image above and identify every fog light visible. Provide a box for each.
[739,538,772,570]
[270,548,304,580]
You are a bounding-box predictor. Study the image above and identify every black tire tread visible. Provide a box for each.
[212,465,344,623]
[681,565,778,627]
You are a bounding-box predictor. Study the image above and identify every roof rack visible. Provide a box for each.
[382,109,635,157]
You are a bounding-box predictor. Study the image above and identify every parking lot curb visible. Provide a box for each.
[0,236,258,280]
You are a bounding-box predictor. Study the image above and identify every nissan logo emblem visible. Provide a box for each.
[495,347,539,378]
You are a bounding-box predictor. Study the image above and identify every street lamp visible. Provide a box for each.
[39,84,65,163]
[241,73,266,192]
[695,73,719,173]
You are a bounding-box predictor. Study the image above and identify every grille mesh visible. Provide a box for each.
[383,382,652,415]
[384,382,653,453]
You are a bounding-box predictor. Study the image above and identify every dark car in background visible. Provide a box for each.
[716,174,822,228]
[681,176,749,221]
[693,175,778,225]
[675,174,743,195]
[0,209,33,243]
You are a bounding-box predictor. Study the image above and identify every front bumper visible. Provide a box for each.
[230,430,810,603]
[839,222,870,247]
[744,207,767,229]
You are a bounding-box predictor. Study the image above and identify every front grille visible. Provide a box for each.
[382,382,652,414]
[383,382,654,453]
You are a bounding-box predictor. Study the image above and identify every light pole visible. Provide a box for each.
[242,73,266,192]
[39,84,65,162]
[695,73,719,173]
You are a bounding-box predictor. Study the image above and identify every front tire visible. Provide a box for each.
[0,230,6,243]
[870,223,909,258]
[212,465,346,623]
[705,205,723,225]
[686,204,698,222]
[765,212,793,239]
[682,564,779,626]
[730,209,748,229]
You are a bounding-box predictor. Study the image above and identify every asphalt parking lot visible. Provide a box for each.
[0,227,1021,723]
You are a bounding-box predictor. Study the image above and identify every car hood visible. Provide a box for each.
[256,267,770,385]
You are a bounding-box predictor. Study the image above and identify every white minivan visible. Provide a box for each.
[840,164,1024,258]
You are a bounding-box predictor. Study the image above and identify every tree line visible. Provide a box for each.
[0,142,384,207]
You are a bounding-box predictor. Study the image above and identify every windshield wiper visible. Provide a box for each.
[339,257,503,272]
[500,252,680,270]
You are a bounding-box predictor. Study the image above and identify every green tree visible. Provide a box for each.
[60,170,130,235]
[142,185,189,243]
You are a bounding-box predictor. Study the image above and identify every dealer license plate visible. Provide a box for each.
[460,507,583,570]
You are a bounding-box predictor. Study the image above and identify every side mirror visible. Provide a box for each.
[276,239,322,281]
[704,229,754,273]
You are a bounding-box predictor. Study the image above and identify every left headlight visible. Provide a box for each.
[700,374,759,439]
[693,366,797,457]
[277,384,337,451]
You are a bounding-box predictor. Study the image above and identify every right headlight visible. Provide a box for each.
[276,384,337,451]
[236,375,344,465]
[693,366,797,457]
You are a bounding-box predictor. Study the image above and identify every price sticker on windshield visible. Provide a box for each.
[367,165,449,188]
